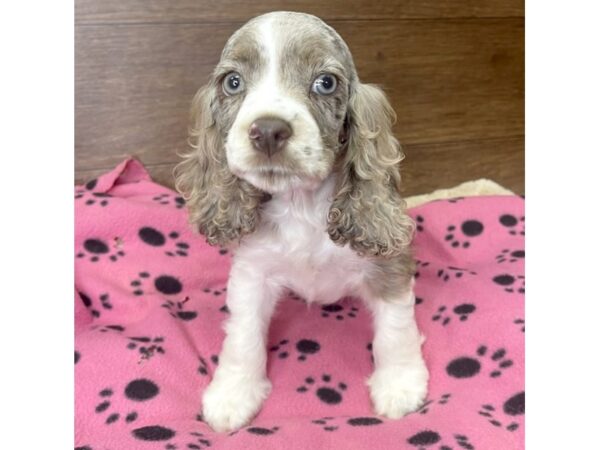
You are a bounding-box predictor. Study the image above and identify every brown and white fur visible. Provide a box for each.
[175,11,428,432]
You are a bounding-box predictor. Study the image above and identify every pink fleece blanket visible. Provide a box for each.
[75,159,525,450]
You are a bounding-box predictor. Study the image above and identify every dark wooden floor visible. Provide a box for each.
[75,0,524,195]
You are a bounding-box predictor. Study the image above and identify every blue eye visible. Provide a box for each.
[312,74,337,95]
[223,72,244,95]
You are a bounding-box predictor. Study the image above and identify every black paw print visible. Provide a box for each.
[414,260,430,279]
[492,273,525,293]
[446,345,514,379]
[311,416,339,432]
[414,393,452,415]
[130,272,183,296]
[202,286,227,297]
[161,296,198,321]
[77,238,125,262]
[436,266,477,282]
[75,189,113,207]
[297,374,347,405]
[311,416,383,432]
[444,220,484,248]
[126,336,165,363]
[269,338,321,361]
[478,391,524,432]
[499,214,525,236]
[432,303,476,325]
[514,318,525,332]
[132,426,176,444]
[78,292,113,318]
[164,431,212,450]
[495,249,525,263]
[246,426,280,436]
[152,193,186,209]
[95,379,160,426]
[138,227,190,257]
[94,324,125,333]
[197,354,218,376]
[321,304,359,320]
[408,430,473,450]
[415,215,425,232]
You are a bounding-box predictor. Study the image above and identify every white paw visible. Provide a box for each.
[202,372,271,433]
[367,362,429,419]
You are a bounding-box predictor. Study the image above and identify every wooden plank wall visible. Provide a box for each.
[75,1,524,196]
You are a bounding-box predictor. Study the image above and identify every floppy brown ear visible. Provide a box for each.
[327,83,414,257]
[174,84,264,247]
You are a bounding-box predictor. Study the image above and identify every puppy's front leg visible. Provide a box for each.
[202,260,280,432]
[365,281,429,418]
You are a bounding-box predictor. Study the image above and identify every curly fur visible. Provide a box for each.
[327,83,415,257]
[174,84,265,247]
[176,12,427,433]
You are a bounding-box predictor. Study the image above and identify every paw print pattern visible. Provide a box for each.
[414,260,430,279]
[95,324,125,333]
[407,430,474,450]
[269,338,321,361]
[446,345,514,379]
[478,391,525,432]
[311,416,339,432]
[161,297,198,321]
[131,426,176,444]
[499,214,525,236]
[77,238,125,262]
[495,249,525,263]
[415,215,425,232]
[75,189,113,207]
[152,193,186,209]
[415,393,452,415]
[79,292,113,318]
[138,227,190,257]
[297,374,347,405]
[126,336,165,363]
[444,220,484,248]
[436,266,477,282]
[311,416,384,432]
[514,318,525,332]
[493,273,525,294]
[95,379,161,426]
[164,431,212,449]
[246,426,280,436]
[130,272,183,296]
[320,304,359,320]
[197,355,218,376]
[202,286,227,297]
[432,304,476,326]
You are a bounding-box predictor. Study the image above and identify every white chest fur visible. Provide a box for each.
[233,176,373,304]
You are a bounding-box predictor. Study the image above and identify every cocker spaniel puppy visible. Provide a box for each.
[176,11,428,432]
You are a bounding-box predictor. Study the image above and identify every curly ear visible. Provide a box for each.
[327,83,414,257]
[174,84,264,247]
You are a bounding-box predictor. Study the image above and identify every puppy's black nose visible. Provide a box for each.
[248,117,292,157]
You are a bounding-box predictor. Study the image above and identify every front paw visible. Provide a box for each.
[202,373,271,433]
[367,362,429,419]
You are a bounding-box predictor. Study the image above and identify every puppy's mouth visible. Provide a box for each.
[231,164,320,193]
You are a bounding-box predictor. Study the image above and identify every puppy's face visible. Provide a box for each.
[177,12,413,256]
[212,12,356,193]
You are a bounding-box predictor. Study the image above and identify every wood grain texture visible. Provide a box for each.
[75,0,523,24]
[75,136,524,196]
[75,19,524,178]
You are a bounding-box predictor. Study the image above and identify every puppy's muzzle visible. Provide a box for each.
[248,117,293,157]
